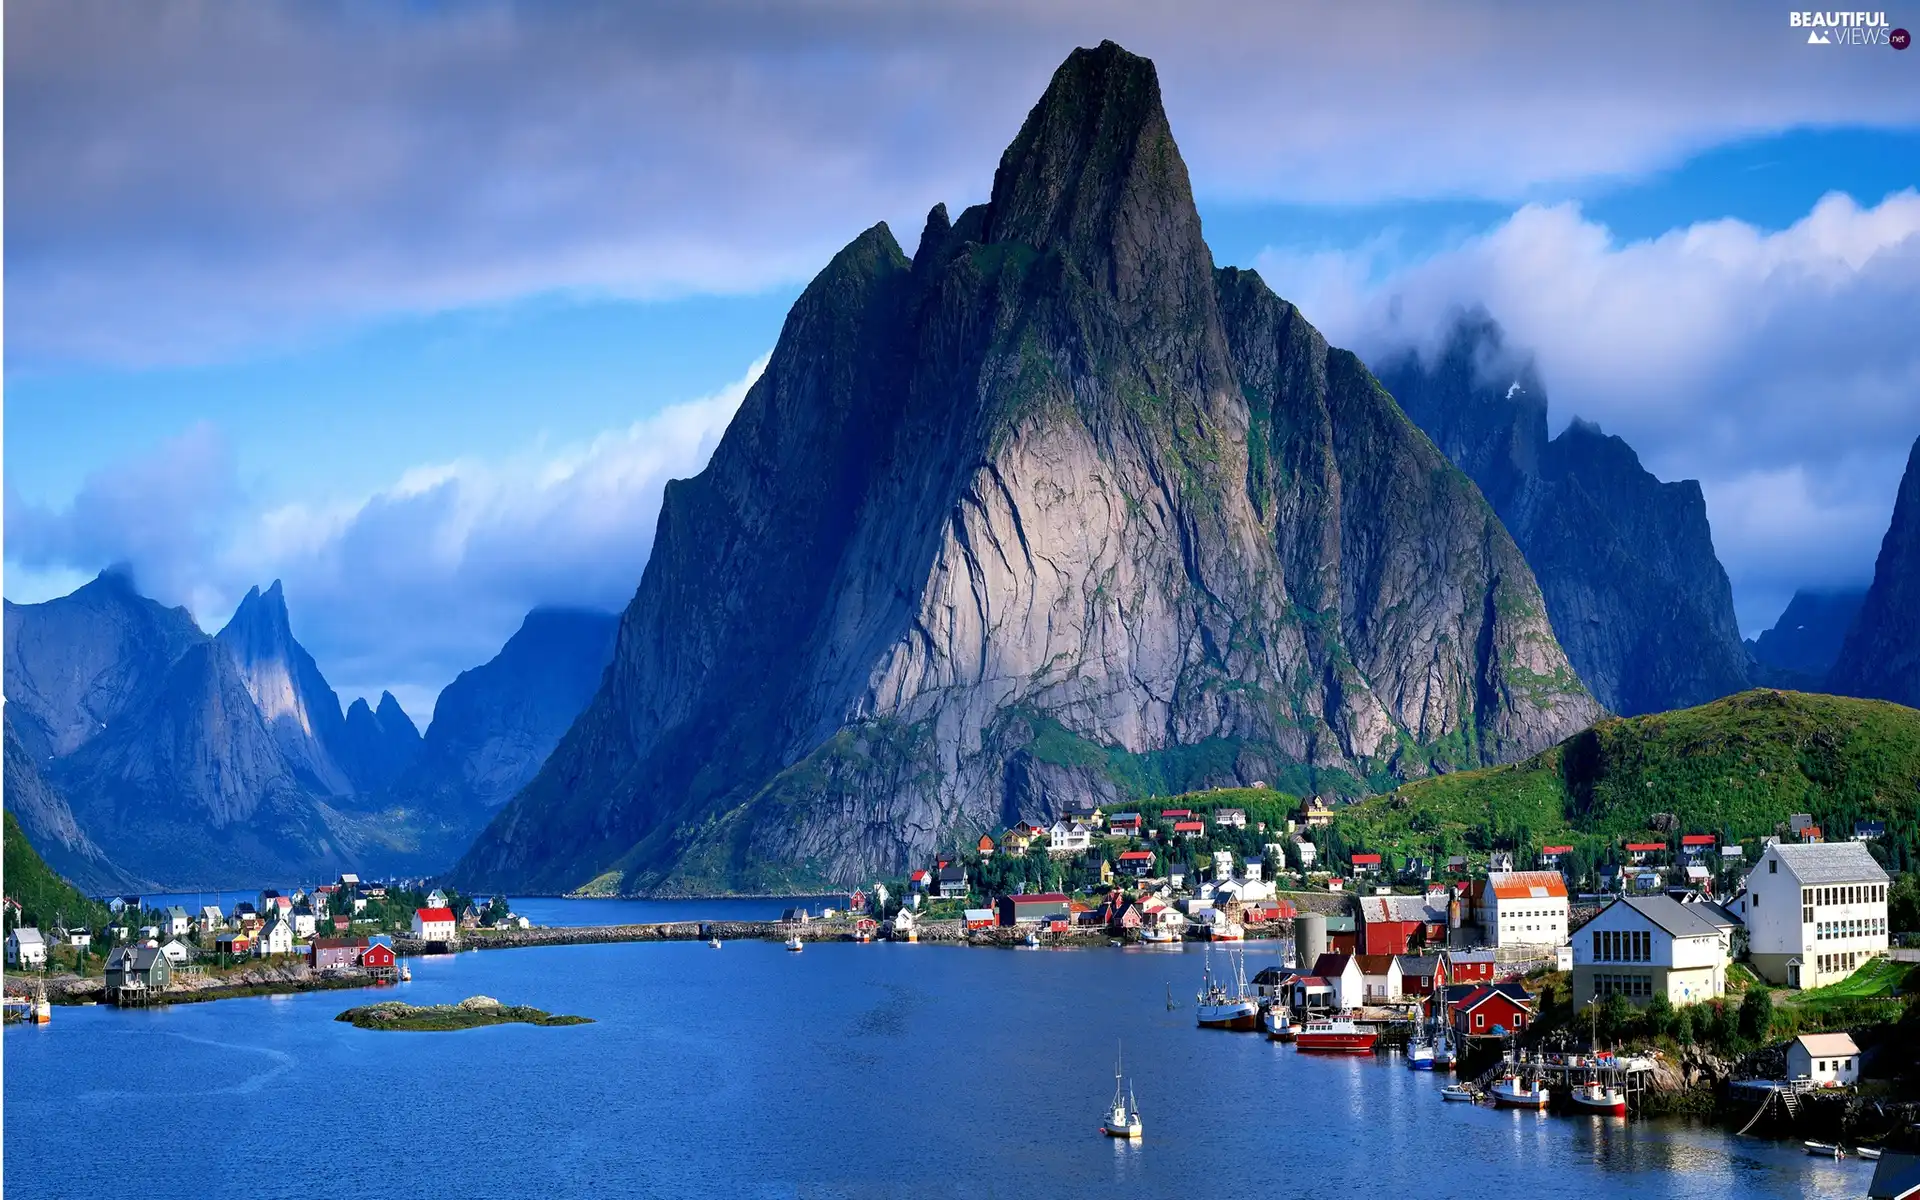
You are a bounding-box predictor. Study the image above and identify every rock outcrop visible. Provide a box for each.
[1829,436,1920,707]
[1375,311,1751,715]
[3,709,142,894]
[1748,589,1866,686]
[454,42,1599,895]
[338,692,422,794]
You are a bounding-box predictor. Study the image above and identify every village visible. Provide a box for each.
[5,792,1917,1165]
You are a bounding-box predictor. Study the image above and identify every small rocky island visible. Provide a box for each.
[335,995,592,1031]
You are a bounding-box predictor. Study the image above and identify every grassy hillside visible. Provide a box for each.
[1330,690,1920,872]
[4,810,111,933]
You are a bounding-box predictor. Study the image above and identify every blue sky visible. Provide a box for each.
[7,2,1919,722]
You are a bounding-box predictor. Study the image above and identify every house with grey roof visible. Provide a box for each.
[1744,840,1889,989]
[1570,895,1731,1009]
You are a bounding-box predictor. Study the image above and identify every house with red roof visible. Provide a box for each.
[1470,871,1569,948]
[1172,821,1204,839]
[1350,853,1382,875]
[1540,845,1574,866]
[362,942,397,974]
[412,907,457,942]
[1118,849,1156,877]
[1451,983,1534,1041]
[1160,809,1192,819]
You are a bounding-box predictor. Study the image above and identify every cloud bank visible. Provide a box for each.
[5,361,763,720]
[9,0,1914,366]
[1260,191,1920,632]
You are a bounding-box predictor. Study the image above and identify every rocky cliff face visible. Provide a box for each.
[3,709,142,894]
[1749,589,1866,685]
[3,568,206,761]
[454,42,1599,896]
[382,608,616,820]
[1375,312,1751,715]
[1829,437,1920,707]
[214,581,362,795]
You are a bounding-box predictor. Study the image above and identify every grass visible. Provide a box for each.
[1790,957,1916,1004]
[1330,689,1920,868]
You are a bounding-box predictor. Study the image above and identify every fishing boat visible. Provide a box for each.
[1294,1013,1378,1054]
[399,964,411,982]
[1263,1004,1296,1041]
[1859,1148,1883,1161]
[1432,1027,1456,1071]
[1195,948,1260,1030]
[785,933,804,952]
[1569,1080,1627,1116]
[1139,924,1180,945]
[1405,1036,1435,1070]
[1441,1084,1476,1102]
[1488,1075,1550,1109]
[1803,1141,1845,1159]
[1024,931,1040,948]
[1100,1045,1143,1139]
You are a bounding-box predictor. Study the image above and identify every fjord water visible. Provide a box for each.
[5,940,1859,1200]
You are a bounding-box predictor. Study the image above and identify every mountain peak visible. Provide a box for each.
[983,41,1208,314]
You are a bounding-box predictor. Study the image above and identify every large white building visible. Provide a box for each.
[1570,896,1730,1008]
[1471,870,1569,948]
[1743,841,1889,989]
[7,927,47,969]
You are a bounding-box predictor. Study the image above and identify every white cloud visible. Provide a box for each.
[9,0,1915,366]
[1262,191,1920,633]
[4,359,764,723]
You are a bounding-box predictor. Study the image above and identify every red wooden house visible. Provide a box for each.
[1356,893,1449,954]
[362,943,397,971]
[1452,984,1534,1040]
[1449,949,1496,984]
[1118,850,1156,877]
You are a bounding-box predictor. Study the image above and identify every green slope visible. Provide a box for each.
[1330,690,1920,870]
[4,810,111,932]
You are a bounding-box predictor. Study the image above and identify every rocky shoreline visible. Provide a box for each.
[336,995,590,1031]
[5,963,392,1007]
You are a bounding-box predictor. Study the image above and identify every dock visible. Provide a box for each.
[1461,1050,1659,1111]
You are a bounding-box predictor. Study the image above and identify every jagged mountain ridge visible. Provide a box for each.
[3,708,144,894]
[1749,588,1867,686]
[1374,311,1752,716]
[340,692,423,794]
[3,568,205,762]
[1829,436,1920,707]
[454,42,1600,896]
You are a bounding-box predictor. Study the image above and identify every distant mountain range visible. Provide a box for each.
[1747,589,1868,687]
[1829,436,1920,707]
[1374,312,1751,717]
[453,41,1602,897]
[2,571,615,888]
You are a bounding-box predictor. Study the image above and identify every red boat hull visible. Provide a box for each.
[1197,1012,1261,1031]
[1295,1032,1378,1054]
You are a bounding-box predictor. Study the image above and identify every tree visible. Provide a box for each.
[1708,999,1740,1048]
[1674,1006,1695,1046]
[1739,986,1775,1044]
[1599,992,1633,1044]
[1645,993,1675,1040]
[1890,874,1920,935]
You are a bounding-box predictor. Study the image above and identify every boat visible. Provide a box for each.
[1100,1044,1143,1139]
[1263,1004,1296,1041]
[785,933,803,952]
[398,964,411,982]
[1568,1081,1627,1116]
[1804,1141,1845,1159]
[1294,1013,1379,1054]
[709,937,722,948]
[1024,931,1040,948]
[1139,924,1181,945]
[1405,1038,1435,1070]
[1488,1075,1550,1109]
[1195,947,1260,1030]
[1859,1148,1883,1161]
[1441,1084,1476,1102]
[1432,1028,1456,1071]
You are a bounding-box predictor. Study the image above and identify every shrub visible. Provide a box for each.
[1645,993,1675,1039]
[1739,987,1775,1043]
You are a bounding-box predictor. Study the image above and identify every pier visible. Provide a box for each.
[1460,1050,1659,1111]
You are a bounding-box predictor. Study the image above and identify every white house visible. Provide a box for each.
[1471,870,1570,948]
[291,908,317,939]
[426,889,449,909]
[197,905,225,936]
[1354,954,1404,1003]
[68,929,92,949]
[7,928,47,968]
[1570,895,1730,1008]
[1310,953,1365,1009]
[1743,841,1889,989]
[1789,1033,1861,1087]
[1046,822,1092,855]
[254,916,295,957]
[412,906,457,942]
[159,939,192,966]
[164,906,192,938]
[1291,838,1318,869]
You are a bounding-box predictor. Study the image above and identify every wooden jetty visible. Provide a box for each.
[1462,1050,1659,1111]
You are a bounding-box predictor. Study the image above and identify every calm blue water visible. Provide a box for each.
[508,894,845,926]
[4,941,1864,1200]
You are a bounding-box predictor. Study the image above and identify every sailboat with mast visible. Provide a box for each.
[1100,1044,1143,1138]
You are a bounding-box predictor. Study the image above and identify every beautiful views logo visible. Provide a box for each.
[1788,10,1899,45]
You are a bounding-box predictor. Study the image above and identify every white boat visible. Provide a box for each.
[1100,1045,1143,1138]
[785,933,803,952]
[1859,1148,1883,1161]
[708,937,722,948]
[1432,1029,1456,1070]
[1195,947,1260,1030]
[1139,924,1181,944]
[1569,1081,1627,1116]
[1804,1141,1845,1159]
[1488,1075,1550,1109]
[1405,1039,1435,1070]
[1441,1084,1476,1102]
[1024,931,1040,948]
[1263,1005,1295,1041]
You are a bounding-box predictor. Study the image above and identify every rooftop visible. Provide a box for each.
[1770,841,1890,884]
[1795,1032,1861,1056]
